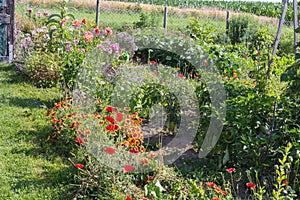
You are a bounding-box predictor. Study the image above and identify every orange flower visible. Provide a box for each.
[282,180,289,186]
[246,182,256,190]
[206,182,215,187]
[214,186,223,193]
[84,31,93,42]
[124,107,131,111]
[147,152,157,159]
[72,20,81,28]
[124,165,134,173]
[140,158,149,166]
[104,147,115,155]
[75,163,84,169]
[234,75,238,79]
[221,190,227,195]
[232,69,237,74]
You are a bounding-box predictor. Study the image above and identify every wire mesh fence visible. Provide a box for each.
[14,0,295,60]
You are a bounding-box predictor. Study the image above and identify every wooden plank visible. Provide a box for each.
[0,14,10,23]
[0,23,7,58]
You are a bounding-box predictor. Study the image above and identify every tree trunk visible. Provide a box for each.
[267,0,288,80]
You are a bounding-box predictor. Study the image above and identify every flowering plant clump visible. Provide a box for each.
[46,97,145,154]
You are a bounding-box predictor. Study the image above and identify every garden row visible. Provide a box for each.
[13,0,300,199]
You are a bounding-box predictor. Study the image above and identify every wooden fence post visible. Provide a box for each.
[163,6,167,30]
[9,0,14,62]
[226,11,229,36]
[96,0,100,27]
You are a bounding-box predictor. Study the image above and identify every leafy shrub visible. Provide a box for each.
[228,15,257,45]
[24,50,60,87]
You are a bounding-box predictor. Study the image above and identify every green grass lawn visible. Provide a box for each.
[0,64,74,199]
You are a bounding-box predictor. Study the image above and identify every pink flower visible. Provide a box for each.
[65,45,72,51]
[104,147,115,155]
[116,112,123,122]
[75,163,84,169]
[74,39,79,45]
[124,165,134,173]
[226,167,236,174]
[84,31,93,42]
[178,73,185,78]
[60,17,67,25]
[36,11,41,17]
[43,10,50,16]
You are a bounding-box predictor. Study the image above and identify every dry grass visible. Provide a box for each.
[19,0,279,26]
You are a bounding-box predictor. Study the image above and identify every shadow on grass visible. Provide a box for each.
[7,97,58,109]
[0,64,30,85]
[10,126,79,199]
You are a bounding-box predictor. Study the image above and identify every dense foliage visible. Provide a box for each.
[12,0,300,199]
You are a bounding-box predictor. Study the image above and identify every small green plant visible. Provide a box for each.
[272,142,297,200]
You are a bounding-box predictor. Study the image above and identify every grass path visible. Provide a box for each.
[0,64,73,199]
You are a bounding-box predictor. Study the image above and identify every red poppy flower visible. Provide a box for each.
[105,116,115,123]
[129,149,139,154]
[137,185,141,188]
[282,180,289,185]
[76,137,84,144]
[234,75,238,79]
[204,61,209,67]
[206,182,215,187]
[226,167,236,174]
[150,60,157,65]
[153,71,159,76]
[146,175,154,181]
[81,18,86,24]
[126,196,131,200]
[124,165,134,173]
[104,147,115,155]
[143,180,148,185]
[116,112,123,122]
[106,124,118,131]
[178,73,185,77]
[75,163,84,169]
[106,106,114,112]
[246,182,256,190]
[213,198,220,200]
[95,27,100,35]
